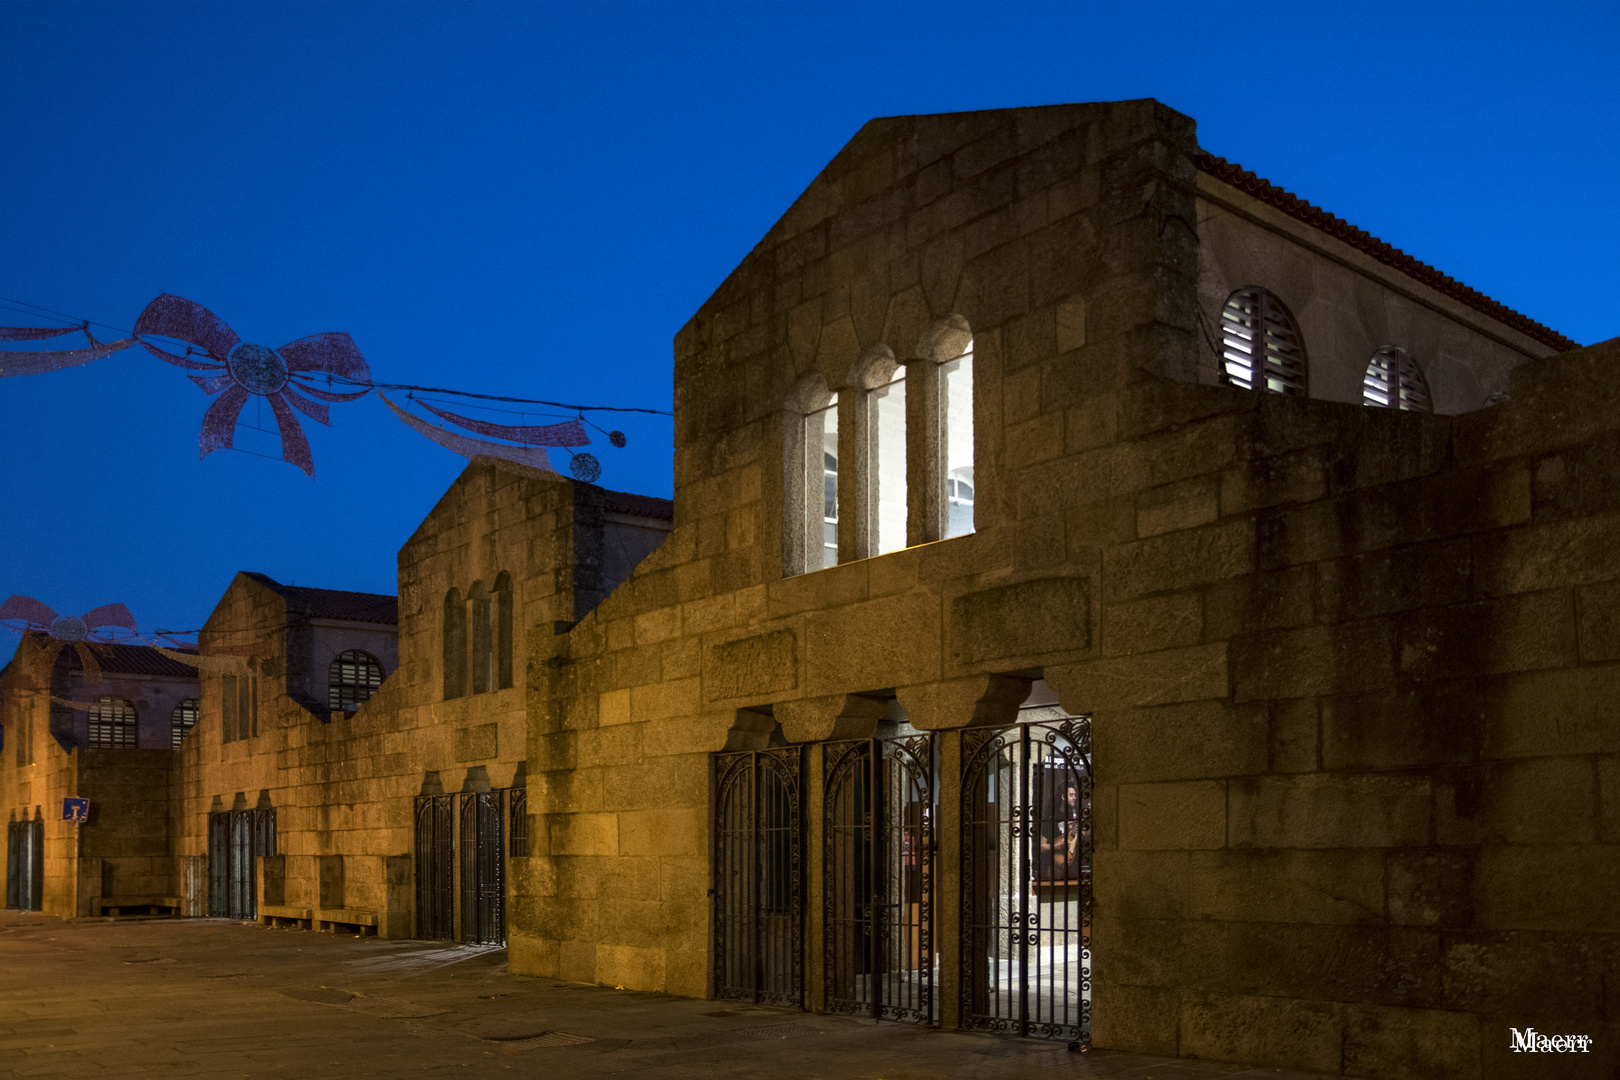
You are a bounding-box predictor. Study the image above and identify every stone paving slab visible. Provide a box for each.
[0,911,1360,1079]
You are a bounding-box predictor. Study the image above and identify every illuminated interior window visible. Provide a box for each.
[329,649,384,711]
[88,696,138,748]
[871,372,907,555]
[170,698,199,749]
[805,398,838,570]
[1220,286,1307,396]
[1362,346,1432,412]
[941,344,974,539]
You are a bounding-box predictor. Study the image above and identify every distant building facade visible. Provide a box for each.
[4,99,1614,1080]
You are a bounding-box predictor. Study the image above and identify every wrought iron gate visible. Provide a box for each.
[459,791,505,945]
[5,818,43,911]
[414,794,454,940]
[961,716,1092,1044]
[712,746,803,1006]
[209,807,276,919]
[824,735,936,1024]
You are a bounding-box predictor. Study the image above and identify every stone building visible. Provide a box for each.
[1,633,198,916]
[508,98,1614,1080]
[3,97,1615,1080]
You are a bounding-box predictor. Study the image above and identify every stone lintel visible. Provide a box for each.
[897,674,1032,731]
[776,693,889,743]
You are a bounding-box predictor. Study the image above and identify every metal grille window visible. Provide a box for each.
[87,696,138,748]
[1219,286,1307,397]
[6,817,44,911]
[329,649,384,711]
[712,746,804,1007]
[1362,346,1432,412]
[460,792,505,946]
[509,787,528,858]
[824,734,936,1025]
[961,714,1092,1045]
[170,699,199,749]
[208,805,274,919]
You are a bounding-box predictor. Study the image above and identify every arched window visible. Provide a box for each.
[443,588,466,700]
[329,650,384,711]
[469,581,493,695]
[870,371,907,555]
[493,572,514,690]
[170,699,199,749]
[1362,347,1432,412]
[87,697,138,748]
[1219,286,1307,396]
[940,338,974,540]
[783,374,836,577]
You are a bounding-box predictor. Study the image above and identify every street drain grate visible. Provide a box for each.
[486,1031,595,1049]
[735,1024,820,1040]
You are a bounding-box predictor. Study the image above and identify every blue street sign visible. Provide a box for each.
[62,797,89,822]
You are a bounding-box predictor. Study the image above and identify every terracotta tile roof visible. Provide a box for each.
[598,488,674,521]
[243,573,399,625]
[1194,150,1578,353]
[25,633,199,678]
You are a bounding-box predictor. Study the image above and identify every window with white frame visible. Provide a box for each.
[805,397,839,571]
[940,342,974,540]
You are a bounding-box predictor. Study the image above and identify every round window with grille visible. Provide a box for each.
[1219,286,1307,397]
[1362,346,1432,412]
[329,649,384,711]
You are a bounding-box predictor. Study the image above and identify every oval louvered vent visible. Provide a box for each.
[1362,346,1432,412]
[1219,286,1307,396]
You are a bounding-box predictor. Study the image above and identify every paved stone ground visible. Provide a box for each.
[0,910,1353,1080]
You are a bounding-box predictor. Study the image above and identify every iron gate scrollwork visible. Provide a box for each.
[712,746,803,1007]
[961,716,1092,1045]
[824,734,936,1025]
[414,794,454,940]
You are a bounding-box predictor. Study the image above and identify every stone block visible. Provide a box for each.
[1188,849,1385,925]
[1063,495,1137,555]
[1269,697,1318,772]
[1229,773,1429,849]
[453,724,498,762]
[1602,756,1620,842]
[1323,687,1480,771]
[1118,781,1225,849]
[1064,392,1118,454]
[948,575,1090,664]
[803,591,941,697]
[576,726,641,769]
[1387,849,1474,928]
[1482,665,1620,758]
[1178,992,1343,1074]
[1473,516,1620,597]
[1576,578,1620,662]
[1095,699,1267,784]
[1317,539,1472,623]
[1102,592,1201,657]
[550,813,619,857]
[633,605,681,646]
[702,629,798,703]
[594,943,666,991]
[1102,518,1254,603]
[1474,847,1620,932]
[1342,1004,1482,1080]
[1046,642,1228,713]
[1135,476,1219,538]
[1219,450,1328,515]
[1202,565,1315,641]
[628,677,702,723]
[1441,929,1619,1023]
[1399,591,1576,682]
[1092,850,1191,922]
[1436,757,1594,846]
[1088,978,1177,1055]
[1232,619,1396,702]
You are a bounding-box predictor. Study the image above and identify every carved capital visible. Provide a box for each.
[896,674,1032,731]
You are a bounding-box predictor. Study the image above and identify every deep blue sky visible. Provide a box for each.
[2,1,1616,659]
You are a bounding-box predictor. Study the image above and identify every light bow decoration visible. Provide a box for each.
[133,294,372,477]
[1,293,651,481]
[0,594,141,684]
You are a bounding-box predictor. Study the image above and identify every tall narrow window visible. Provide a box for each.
[1363,347,1432,412]
[805,399,839,570]
[469,582,493,695]
[443,588,466,700]
[940,344,974,540]
[1219,286,1307,396]
[222,673,238,744]
[871,372,907,555]
[241,659,258,740]
[171,699,199,749]
[88,696,138,748]
[493,572,514,690]
[329,650,384,711]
